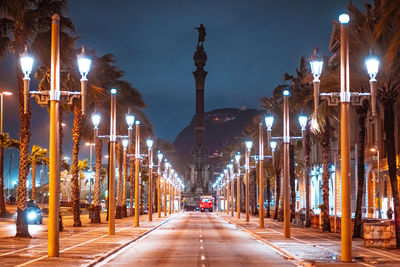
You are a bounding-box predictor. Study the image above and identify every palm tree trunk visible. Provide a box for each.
[273,166,281,220]
[130,152,134,217]
[0,146,5,216]
[304,124,311,227]
[71,105,82,227]
[31,162,36,201]
[15,65,31,238]
[250,170,256,215]
[115,143,123,219]
[321,119,331,232]
[353,103,368,238]
[382,99,400,248]
[290,144,296,221]
[92,138,102,223]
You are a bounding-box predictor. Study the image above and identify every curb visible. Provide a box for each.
[218,214,314,267]
[88,213,181,266]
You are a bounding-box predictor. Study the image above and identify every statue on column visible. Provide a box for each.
[195,24,206,47]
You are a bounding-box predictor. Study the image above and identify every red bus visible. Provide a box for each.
[200,196,213,212]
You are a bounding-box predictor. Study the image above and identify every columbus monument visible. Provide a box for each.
[183,24,211,209]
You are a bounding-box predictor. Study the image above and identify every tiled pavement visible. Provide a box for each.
[219,212,400,266]
[0,211,179,266]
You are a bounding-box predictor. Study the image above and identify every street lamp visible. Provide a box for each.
[91,91,133,234]
[309,13,378,261]
[20,15,91,257]
[298,114,308,132]
[146,139,154,221]
[370,147,381,218]
[245,140,252,222]
[157,151,163,218]
[235,153,241,219]
[310,49,323,116]
[122,139,129,217]
[0,91,13,134]
[264,89,306,238]
[77,46,91,115]
[227,164,234,217]
[164,162,170,216]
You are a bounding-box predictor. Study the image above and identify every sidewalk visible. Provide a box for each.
[218,212,400,266]
[0,211,180,266]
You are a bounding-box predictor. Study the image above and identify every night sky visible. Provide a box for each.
[0,0,364,185]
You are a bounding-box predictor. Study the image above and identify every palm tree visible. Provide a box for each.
[28,145,48,201]
[0,134,20,216]
[92,137,102,223]
[303,124,312,227]
[0,0,70,238]
[353,101,369,237]
[340,2,400,243]
[116,142,123,219]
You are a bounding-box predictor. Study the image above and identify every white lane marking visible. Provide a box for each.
[94,214,180,266]
[200,246,204,250]
[201,255,205,260]
[200,239,203,243]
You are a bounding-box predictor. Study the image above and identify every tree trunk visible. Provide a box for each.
[115,143,123,219]
[31,162,36,201]
[321,118,331,232]
[15,64,31,238]
[353,103,368,238]
[250,170,257,215]
[273,166,281,220]
[304,124,312,227]
[92,138,102,223]
[383,99,400,248]
[290,144,296,221]
[71,105,82,227]
[130,153,134,217]
[122,144,128,217]
[0,146,5,216]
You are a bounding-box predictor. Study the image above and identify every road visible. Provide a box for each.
[98,212,295,267]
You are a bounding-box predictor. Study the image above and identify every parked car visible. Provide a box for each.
[15,200,43,224]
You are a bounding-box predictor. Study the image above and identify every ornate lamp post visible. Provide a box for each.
[227,164,234,217]
[245,140,253,222]
[169,169,175,214]
[235,153,241,218]
[157,151,163,218]
[223,169,229,215]
[146,139,154,221]
[164,162,170,216]
[265,89,306,238]
[91,92,133,235]
[122,139,129,217]
[310,14,379,262]
[20,14,91,257]
[309,14,379,261]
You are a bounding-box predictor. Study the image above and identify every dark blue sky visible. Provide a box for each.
[0,0,364,186]
[67,0,362,142]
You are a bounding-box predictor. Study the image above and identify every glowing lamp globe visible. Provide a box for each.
[77,46,91,79]
[264,114,274,131]
[91,113,101,129]
[365,55,380,80]
[298,114,308,131]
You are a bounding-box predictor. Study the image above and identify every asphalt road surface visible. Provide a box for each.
[98,212,295,267]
